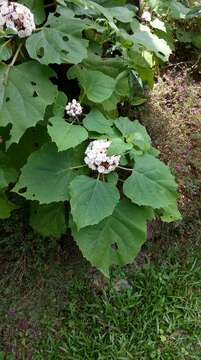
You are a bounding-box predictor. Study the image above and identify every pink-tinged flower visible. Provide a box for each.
[84,140,120,174]
[0,2,35,37]
[141,10,151,22]
[65,99,82,117]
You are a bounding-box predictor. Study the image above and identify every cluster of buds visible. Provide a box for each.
[65,99,83,118]
[0,1,35,38]
[84,140,120,174]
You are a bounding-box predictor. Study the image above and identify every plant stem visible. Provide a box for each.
[44,2,56,8]
[34,27,44,32]
[4,42,22,84]
[69,164,86,170]
[118,166,133,172]
[9,42,22,67]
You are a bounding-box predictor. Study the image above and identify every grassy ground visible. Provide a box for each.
[0,230,201,360]
[0,68,201,360]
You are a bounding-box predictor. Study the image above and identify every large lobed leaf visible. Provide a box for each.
[0,151,18,191]
[26,7,89,65]
[48,116,88,152]
[19,0,45,24]
[0,192,17,219]
[78,69,116,103]
[0,61,57,145]
[83,109,114,135]
[114,117,151,151]
[123,154,180,220]
[71,199,152,277]
[13,143,85,204]
[30,202,66,238]
[70,175,120,229]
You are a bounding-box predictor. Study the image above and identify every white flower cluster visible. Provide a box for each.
[0,1,35,38]
[141,10,151,22]
[84,140,120,174]
[65,99,83,117]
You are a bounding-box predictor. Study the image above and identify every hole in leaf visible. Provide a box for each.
[33,91,38,98]
[111,243,118,252]
[6,97,10,102]
[18,187,27,194]
[54,12,61,17]
[37,47,44,59]
[31,81,36,86]
[32,194,35,197]
[48,121,53,127]
[46,24,50,28]
[61,49,69,55]
[34,142,39,148]
[63,36,68,42]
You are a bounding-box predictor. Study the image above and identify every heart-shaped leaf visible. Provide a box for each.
[30,202,66,237]
[13,143,85,204]
[26,8,88,65]
[70,199,151,276]
[48,116,88,151]
[70,175,120,229]
[78,69,116,103]
[0,61,57,145]
[83,109,114,135]
[123,154,179,212]
[0,192,18,219]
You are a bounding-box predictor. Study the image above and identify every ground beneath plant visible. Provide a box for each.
[0,67,200,360]
[141,66,201,255]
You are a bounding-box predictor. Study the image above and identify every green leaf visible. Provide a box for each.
[52,91,67,117]
[161,203,182,223]
[109,6,135,23]
[115,70,130,97]
[170,0,190,19]
[78,69,116,103]
[0,152,18,190]
[70,199,150,277]
[48,116,88,151]
[26,8,88,65]
[0,41,12,61]
[70,175,120,229]
[176,29,201,49]
[150,19,166,32]
[19,0,45,24]
[123,154,179,211]
[107,138,132,156]
[0,192,17,219]
[107,172,119,185]
[13,143,84,204]
[114,118,151,151]
[186,5,201,19]
[30,202,66,237]
[7,124,51,170]
[69,0,118,31]
[0,61,57,145]
[132,29,172,61]
[176,29,193,44]
[83,109,113,135]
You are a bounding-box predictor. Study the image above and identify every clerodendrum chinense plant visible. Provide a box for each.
[0,0,181,276]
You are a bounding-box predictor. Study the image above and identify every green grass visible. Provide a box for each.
[1,239,201,360]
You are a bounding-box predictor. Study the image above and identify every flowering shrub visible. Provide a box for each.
[0,0,181,276]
